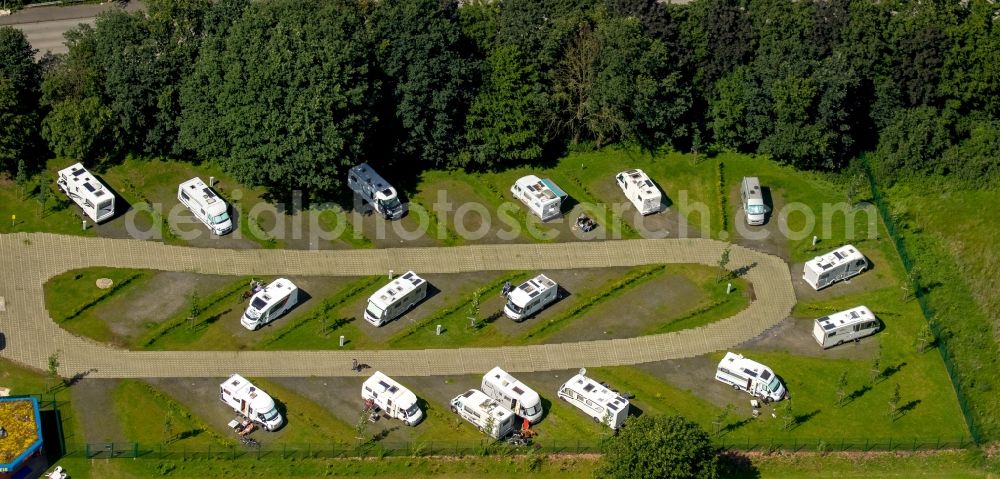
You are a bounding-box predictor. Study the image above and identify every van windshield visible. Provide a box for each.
[505,300,524,315]
[767,377,782,393]
[261,408,279,422]
[211,212,230,224]
[380,198,401,212]
[404,404,419,418]
[522,404,541,417]
[747,204,767,215]
[365,301,384,319]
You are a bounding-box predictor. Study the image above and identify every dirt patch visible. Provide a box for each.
[633,357,740,409]
[729,183,789,260]
[95,272,234,341]
[737,316,880,359]
[350,210,441,249]
[70,378,125,443]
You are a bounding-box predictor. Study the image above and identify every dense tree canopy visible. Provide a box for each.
[24,0,999,191]
[597,415,719,479]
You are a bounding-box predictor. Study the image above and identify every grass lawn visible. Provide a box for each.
[45,268,152,345]
[113,380,225,448]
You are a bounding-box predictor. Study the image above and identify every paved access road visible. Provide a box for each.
[0,233,795,378]
[0,2,144,57]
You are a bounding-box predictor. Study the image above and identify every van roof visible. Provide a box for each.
[456,389,514,420]
[816,306,875,331]
[806,245,865,273]
[561,374,629,412]
[368,271,424,309]
[484,367,541,403]
[618,169,660,199]
[514,175,567,203]
[179,177,227,214]
[742,177,763,201]
[364,371,418,407]
[57,163,111,204]
[349,163,398,199]
[248,278,297,312]
[718,352,774,381]
[507,274,557,307]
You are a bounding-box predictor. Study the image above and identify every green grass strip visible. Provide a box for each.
[59,273,145,322]
[138,278,249,348]
[260,276,383,347]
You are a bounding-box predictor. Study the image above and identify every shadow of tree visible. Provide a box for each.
[898,399,921,418]
[843,384,871,405]
[719,450,761,479]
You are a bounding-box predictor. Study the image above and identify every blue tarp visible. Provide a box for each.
[540,179,568,200]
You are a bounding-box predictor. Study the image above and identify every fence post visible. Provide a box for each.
[85,443,90,459]
[133,441,138,458]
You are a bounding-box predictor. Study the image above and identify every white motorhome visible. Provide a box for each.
[510,175,568,222]
[450,389,517,439]
[481,367,543,424]
[812,305,880,349]
[803,245,868,290]
[347,163,406,220]
[740,176,769,225]
[557,372,630,429]
[361,371,424,426]
[364,271,428,327]
[615,169,662,215]
[503,274,558,322]
[715,352,786,403]
[219,374,284,431]
[56,163,115,223]
[177,177,232,235]
[241,278,299,330]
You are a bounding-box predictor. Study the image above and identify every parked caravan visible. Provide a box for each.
[615,169,662,215]
[177,177,232,235]
[241,278,299,330]
[715,352,786,403]
[362,371,424,426]
[56,163,115,223]
[449,389,517,439]
[803,245,868,290]
[812,306,880,349]
[557,372,630,429]
[510,175,568,221]
[481,367,543,424]
[348,163,406,220]
[219,374,284,431]
[364,271,428,327]
[503,274,558,322]
[740,176,769,225]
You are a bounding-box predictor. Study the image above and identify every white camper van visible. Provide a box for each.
[364,271,428,327]
[615,169,662,215]
[361,371,424,426]
[803,245,868,290]
[450,389,517,439]
[177,177,232,235]
[740,176,769,226]
[503,274,558,322]
[557,372,630,429]
[219,374,284,431]
[348,163,406,220]
[241,278,299,330]
[812,305,880,349]
[56,163,115,223]
[511,175,568,221]
[481,367,543,424]
[715,352,786,403]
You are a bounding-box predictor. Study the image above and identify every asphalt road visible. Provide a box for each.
[0,1,144,57]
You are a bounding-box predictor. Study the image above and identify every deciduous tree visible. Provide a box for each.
[597,414,719,479]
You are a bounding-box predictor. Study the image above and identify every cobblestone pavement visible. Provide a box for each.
[0,233,795,378]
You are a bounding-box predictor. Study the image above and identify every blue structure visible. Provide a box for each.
[0,397,43,479]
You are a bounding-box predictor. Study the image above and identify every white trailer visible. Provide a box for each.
[481,367,543,424]
[510,175,568,222]
[503,274,558,322]
[557,372,630,429]
[715,352,786,403]
[177,177,233,235]
[241,278,299,330]
[449,389,517,439]
[803,245,868,290]
[56,163,115,223]
[364,271,428,327]
[812,305,880,349]
[219,374,284,431]
[615,169,662,215]
[740,176,769,226]
[347,163,406,220]
[361,371,424,426]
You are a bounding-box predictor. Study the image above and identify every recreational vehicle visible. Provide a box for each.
[364,271,428,327]
[615,169,662,215]
[56,163,115,223]
[241,278,299,330]
[812,305,880,349]
[449,389,517,439]
[481,367,543,424]
[361,371,424,426]
[715,352,786,403]
[803,245,868,290]
[219,374,284,431]
[740,176,769,225]
[510,175,568,221]
[347,163,406,220]
[557,372,630,429]
[503,274,558,322]
[177,177,232,235]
